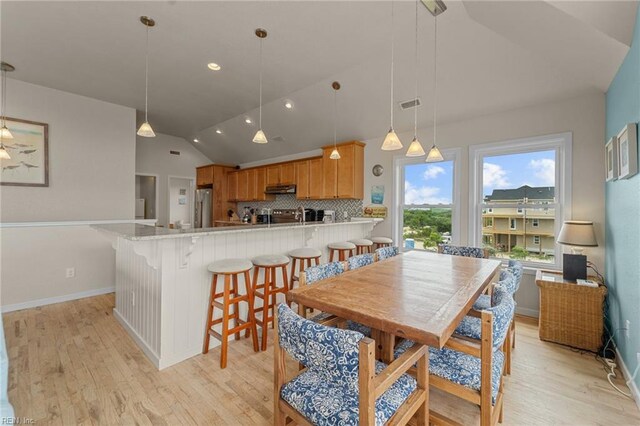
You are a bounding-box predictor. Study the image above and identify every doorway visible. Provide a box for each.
[168,176,195,228]
[135,174,158,220]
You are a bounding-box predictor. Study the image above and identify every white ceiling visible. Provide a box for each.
[2,1,637,164]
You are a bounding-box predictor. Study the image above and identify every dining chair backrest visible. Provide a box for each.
[497,269,517,295]
[487,285,516,349]
[277,303,363,391]
[346,253,375,270]
[303,261,345,285]
[507,260,524,291]
[438,244,489,259]
[375,246,399,261]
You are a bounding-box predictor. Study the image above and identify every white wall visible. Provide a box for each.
[363,91,606,316]
[168,177,193,225]
[0,79,137,309]
[136,133,210,227]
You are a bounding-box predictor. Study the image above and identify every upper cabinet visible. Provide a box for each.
[227,167,275,202]
[266,163,295,186]
[196,165,214,186]
[296,157,323,200]
[322,141,364,199]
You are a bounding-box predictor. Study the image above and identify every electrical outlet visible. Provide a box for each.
[65,268,75,278]
[625,320,631,339]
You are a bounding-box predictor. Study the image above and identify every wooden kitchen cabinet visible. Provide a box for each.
[280,163,295,185]
[255,167,273,201]
[237,170,249,201]
[296,158,323,200]
[227,171,238,202]
[246,169,257,201]
[322,141,364,199]
[266,165,280,186]
[196,165,214,186]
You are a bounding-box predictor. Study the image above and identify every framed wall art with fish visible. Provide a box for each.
[0,117,49,187]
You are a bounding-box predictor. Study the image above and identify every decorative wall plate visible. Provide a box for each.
[372,164,384,177]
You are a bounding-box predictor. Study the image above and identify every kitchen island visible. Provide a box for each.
[93,219,381,369]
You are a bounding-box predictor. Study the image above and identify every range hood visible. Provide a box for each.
[265,184,296,194]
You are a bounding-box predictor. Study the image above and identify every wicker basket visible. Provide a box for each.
[536,271,606,352]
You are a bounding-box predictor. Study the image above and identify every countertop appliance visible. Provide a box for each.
[265,184,296,194]
[322,210,336,223]
[270,208,321,224]
[194,188,212,228]
[256,214,272,224]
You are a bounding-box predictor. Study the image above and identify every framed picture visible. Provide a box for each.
[617,123,638,180]
[0,117,49,187]
[605,136,618,181]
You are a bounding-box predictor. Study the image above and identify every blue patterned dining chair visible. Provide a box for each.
[375,246,399,261]
[347,253,375,270]
[274,304,429,426]
[438,244,489,259]
[394,286,515,426]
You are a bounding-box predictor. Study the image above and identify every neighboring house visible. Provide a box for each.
[482,185,555,257]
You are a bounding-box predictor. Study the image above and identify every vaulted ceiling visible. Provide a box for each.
[2,1,637,164]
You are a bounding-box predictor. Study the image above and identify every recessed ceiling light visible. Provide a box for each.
[284,100,293,109]
[215,129,222,134]
[193,138,200,143]
[207,63,221,71]
[245,118,252,124]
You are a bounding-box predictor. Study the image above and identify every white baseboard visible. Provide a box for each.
[516,306,539,318]
[615,347,640,411]
[1,287,115,313]
[113,308,160,369]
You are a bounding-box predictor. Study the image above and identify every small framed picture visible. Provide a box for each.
[617,123,638,179]
[605,136,618,182]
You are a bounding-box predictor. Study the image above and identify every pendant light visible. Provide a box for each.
[252,28,268,144]
[330,81,341,160]
[0,62,14,160]
[406,0,426,157]
[381,1,402,151]
[137,16,156,138]
[426,14,444,163]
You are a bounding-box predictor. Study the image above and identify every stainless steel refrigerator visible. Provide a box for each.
[194,188,212,228]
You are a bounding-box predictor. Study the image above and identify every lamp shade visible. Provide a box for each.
[406,137,426,157]
[137,121,156,138]
[0,126,13,140]
[557,221,598,247]
[381,129,403,150]
[329,148,341,160]
[0,145,11,160]
[252,129,268,144]
[426,145,444,163]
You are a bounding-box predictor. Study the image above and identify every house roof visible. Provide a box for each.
[485,185,555,202]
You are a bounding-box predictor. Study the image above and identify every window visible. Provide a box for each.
[470,133,571,268]
[394,149,461,252]
[487,208,493,213]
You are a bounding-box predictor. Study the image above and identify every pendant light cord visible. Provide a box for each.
[333,88,337,148]
[144,23,150,123]
[259,37,263,130]
[433,15,438,146]
[1,69,6,127]
[390,1,395,129]
[413,0,418,139]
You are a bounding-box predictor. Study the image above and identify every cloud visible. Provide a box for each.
[483,162,510,188]
[423,165,445,180]
[405,181,451,205]
[529,158,555,186]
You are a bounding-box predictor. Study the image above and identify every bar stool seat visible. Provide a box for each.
[208,259,253,274]
[252,254,290,267]
[288,248,322,292]
[251,254,290,351]
[328,241,356,261]
[349,238,374,255]
[203,258,258,369]
[371,236,393,249]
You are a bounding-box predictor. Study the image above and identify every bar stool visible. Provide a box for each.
[203,258,258,369]
[328,241,356,261]
[252,254,290,351]
[371,236,393,250]
[288,247,322,291]
[349,238,374,255]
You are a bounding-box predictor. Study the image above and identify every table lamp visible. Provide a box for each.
[557,221,598,281]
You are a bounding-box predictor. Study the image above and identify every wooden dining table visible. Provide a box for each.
[286,250,501,362]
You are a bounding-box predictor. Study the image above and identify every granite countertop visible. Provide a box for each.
[92,218,382,241]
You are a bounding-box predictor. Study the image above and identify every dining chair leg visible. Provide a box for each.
[219,274,231,369]
[511,320,516,348]
[244,270,259,352]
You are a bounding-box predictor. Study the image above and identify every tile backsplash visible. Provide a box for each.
[238,194,363,219]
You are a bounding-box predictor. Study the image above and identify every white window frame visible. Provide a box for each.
[516,207,524,214]
[469,132,572,269]
[393,148,462,250]
[533,235,541,245]
[509,218,517,230]
[532,218,539,227]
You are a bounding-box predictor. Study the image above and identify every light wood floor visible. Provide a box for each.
[3,293,639,425]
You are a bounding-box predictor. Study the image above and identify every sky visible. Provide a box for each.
[403,150,556,205]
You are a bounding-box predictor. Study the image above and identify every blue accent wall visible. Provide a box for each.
[605,10,640,392]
